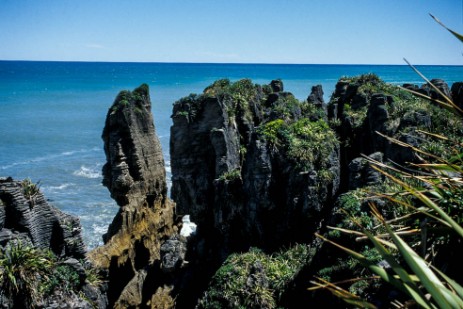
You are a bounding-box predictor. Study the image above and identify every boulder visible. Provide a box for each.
[307,84,324,108]
[348,152,384,190]
[270,79,284,92]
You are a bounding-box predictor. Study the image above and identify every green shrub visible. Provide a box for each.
[218,169,241,182]
[198,245,312,309]
[21,178,41,205]
[258,119,286,146]
[0,241,55,307]
[0,241,100,307]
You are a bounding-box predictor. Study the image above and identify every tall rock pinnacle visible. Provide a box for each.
[90,84,177,308]
[101,84,168,240]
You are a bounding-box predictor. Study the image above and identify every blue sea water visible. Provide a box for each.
[0,61,461,249]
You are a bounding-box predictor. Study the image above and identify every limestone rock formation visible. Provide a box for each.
[89,84,178,308]
[420,78,451,101]
[0,177,85,257]
[0,177,107,308]
[86,76,463,308]
[170,79,340,275]
[326,74,437,189]
[307,84,325,108]
[348,152,384,190]
[192,75,463,308]
[101,84,168,241]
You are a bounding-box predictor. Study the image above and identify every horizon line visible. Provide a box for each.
[1,59,462,67]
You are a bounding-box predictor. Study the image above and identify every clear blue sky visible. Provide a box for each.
[1,0,462,64]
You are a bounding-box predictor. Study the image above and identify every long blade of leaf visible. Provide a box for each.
[315,233,431,308]
[309,276,381,291]
[403,59,457,109]
[370,170,453,228]
[398,86,456,112]
[371,165,462,234]
[363,230,431,308]
[365,205,433,307]
[410,164,461,173]
[374,131,448,164]
[385,224,462,308]
[430,14,463,43]
[415,130,451,142]
[431,266,463,300]
[310,277,378,309]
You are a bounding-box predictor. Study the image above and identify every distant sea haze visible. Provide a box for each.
[1,61,461,249]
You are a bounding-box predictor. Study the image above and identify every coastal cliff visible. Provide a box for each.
[2,73,459,308]
[85,75,463,308]
[171,79,340,252]
[169,76,463,307]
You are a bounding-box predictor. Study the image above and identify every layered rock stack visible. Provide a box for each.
[0,177,86,257]
[88,84,178,308]
[101,84,168,240]
[86,75,462,308]
[327,74,451,190]
[0,177,108,308]
[170,79,340,263]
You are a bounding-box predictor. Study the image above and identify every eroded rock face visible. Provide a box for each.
[102,84,168,241]
[326,74,439,190]
[89,84,177,308]
[170,79,340,257]
[420,78,451,101]
[0,177,85,257]
[0,177,106,308]
[169,80,342,307]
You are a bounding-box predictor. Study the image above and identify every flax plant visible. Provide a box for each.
[310,15,463,308]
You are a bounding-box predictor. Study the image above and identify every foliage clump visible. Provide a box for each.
[218,169,242,182]
[259,118,338,172]
[0,241,54,307]
[0,241,103,308]
[110,83,149,114]
[173,78,262,124]
[198,244,313,309]
[21,178,41,206]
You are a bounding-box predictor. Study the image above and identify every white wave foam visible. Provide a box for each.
[180,215,197,237]
[1,148,101,170]
[91,224,108,235]
[73,165,101,179]
[43,183,75,191]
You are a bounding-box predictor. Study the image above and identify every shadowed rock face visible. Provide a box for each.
[170,79,340,256]
[168,79,340,307]
[0,177,86,258]
[451,82,463,109]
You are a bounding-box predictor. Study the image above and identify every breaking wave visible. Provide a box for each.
[73,165,101,179]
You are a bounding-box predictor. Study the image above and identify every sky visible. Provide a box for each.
[0,0,462,65]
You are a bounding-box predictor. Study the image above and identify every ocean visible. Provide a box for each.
[0,61,461,249]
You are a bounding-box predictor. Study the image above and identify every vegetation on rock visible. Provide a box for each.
[0,241,103,308]
[198,245,314,309]
[311,17,463,308]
